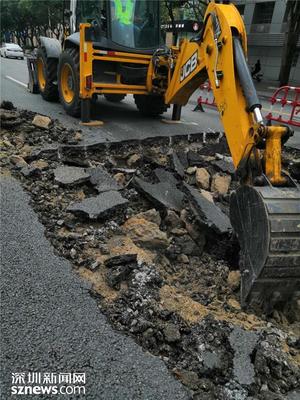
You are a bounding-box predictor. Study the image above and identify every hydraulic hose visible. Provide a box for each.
[233,36,262,115]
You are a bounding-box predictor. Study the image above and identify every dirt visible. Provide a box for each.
[1,103,300,399]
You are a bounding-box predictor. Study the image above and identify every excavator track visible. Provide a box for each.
[230,184,300,307]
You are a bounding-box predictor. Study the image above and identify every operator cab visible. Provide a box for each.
[71,0,162,54]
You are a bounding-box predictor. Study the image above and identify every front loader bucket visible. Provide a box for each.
[230,185,300,307]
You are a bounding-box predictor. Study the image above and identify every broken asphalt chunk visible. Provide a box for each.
[154,168,178,186]
[229,327,259,386]
[212,159,235,175]
[104,254,137,268]
[171,152,185,178]
[67,191,128,220]
[134,176,184,211]
[54,166,90,186]
[183,183,231,234]
[88,166,121,193]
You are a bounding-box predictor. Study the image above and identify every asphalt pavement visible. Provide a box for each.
[0,174,190,400]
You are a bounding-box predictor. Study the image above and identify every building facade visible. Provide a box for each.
[233,0,300,84]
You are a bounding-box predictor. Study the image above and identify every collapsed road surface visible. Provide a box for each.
[0,175,190,400]
[1,104,300,400]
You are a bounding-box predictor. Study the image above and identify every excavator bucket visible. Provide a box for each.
[230,184,300,307]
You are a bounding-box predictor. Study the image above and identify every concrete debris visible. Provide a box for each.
[186,166,197,175]
[195,167,210,190]
[113,172,126,186]
[88,166,121,193]
[30,160,49,171]
[74,132,82,142]
[183,183,232,234]
[122,216,169,250]
[10,155,28,168]
[32,114,52,129]
[174,370,200,390]
[227,270,241,291]
[211,173,231,195]
[127,153,141,167]
[67,191,128,220]
[165,210,184,230]
[54,166,90,187]
[200,189,214,203]
[229,327,259,386]
[135,209,161,225]
[177,254,189,263]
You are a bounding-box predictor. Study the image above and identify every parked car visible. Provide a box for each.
[0,43,24,59]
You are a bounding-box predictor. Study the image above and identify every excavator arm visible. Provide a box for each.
[162,1,300,307]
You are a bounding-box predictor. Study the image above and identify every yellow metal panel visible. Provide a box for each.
[79,23,93,99]
[165,2,254,168]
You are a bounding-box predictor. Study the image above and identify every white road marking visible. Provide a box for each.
[5,75,27,88]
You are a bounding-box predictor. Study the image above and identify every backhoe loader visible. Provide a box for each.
[28,0,300,307]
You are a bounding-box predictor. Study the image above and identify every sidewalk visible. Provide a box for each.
[187,79,280,107]
[0,175,190,400]
[254,79,282,100]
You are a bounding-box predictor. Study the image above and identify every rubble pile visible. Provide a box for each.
[1,104,300,400]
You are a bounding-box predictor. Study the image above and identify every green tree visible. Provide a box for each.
[0,0,64,48]
[162,0,207,45]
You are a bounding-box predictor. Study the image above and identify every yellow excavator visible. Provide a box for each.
[28,0,300,306]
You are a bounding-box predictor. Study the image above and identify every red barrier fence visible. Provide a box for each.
[195,81,216,111]
[265,86,300,127]
[196,82,300,128]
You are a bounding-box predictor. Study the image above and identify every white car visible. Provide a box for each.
[0,43,24,59]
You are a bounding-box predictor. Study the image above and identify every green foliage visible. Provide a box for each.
[161,0,208,23]
[0,0,64,47]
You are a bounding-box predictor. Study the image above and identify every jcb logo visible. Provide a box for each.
[180,52,198,82]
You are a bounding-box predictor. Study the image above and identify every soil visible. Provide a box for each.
[1,103,299,400]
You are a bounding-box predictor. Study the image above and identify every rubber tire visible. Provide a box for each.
[58,48,81,117]
[36,47,58,101]
[104,94,126,103]
[134,95,168,116]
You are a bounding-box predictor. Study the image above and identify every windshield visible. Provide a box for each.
[110,0,160,49]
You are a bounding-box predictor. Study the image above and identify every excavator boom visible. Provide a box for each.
[163,1,300,306]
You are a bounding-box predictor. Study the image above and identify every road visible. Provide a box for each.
[0,57,221,143]
[2,56,298,148]
[0,175,190,400]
